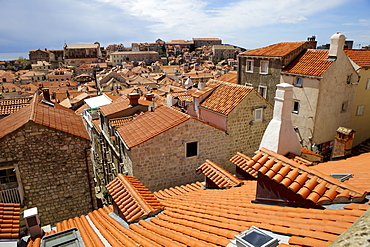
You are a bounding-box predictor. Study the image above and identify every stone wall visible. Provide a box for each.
[238,58,282,104]
[226,90,273,160]
[123,118,227,192]
[0,122,96,226]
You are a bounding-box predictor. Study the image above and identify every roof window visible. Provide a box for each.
[234,226,279,247]
[41,227,84,247]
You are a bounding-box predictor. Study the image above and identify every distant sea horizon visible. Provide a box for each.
[0,52,29,61]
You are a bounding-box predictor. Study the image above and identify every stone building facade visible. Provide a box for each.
[63,43,103,66]
[0,96,96,226]
[110,51,160,66]
[117,106,226,191]
[237,39,316,104]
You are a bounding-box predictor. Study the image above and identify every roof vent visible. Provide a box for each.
[235,226,279,247]
[24,207,43,238]
[40,227,84,247]
[40,100,55,107]
[330,174,354,182]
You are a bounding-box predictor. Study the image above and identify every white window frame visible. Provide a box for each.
[356,105,365,116]
[258,86,267,98]
[292,100,300,114]
[254,108,263,121]
[245,83,253,87]
[246,60,254,73]
[366,78,370,90]
[295,77,303,87]
[260,61,269,74]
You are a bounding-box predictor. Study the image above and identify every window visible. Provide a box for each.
[246,60,254,73]
[260,61,269,74]
[186,141,198,157]
[347,74,352,84]
[0,168,17,184]
[292,100,300,114]
[295,77,303,87]
[254,108,263,121]
[245,83,253,87]
[341,101,348,113]
[356,105,365,116]
[366,79,370,90]
[258,86,267,98]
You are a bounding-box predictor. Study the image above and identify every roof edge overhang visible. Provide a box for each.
[238,55,283,60]
[281,72,322,80]
[198,105,228,117]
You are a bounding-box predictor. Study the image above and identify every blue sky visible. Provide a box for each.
[0,0,369,53]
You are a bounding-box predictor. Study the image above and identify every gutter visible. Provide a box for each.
[280,72,322,80]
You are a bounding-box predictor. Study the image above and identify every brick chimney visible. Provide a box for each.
[259,83,301,156]
[128,93,140,106]
[41,88,51,102]
[145,93,154,101]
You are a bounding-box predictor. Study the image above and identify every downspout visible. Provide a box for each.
[84,146,95,211]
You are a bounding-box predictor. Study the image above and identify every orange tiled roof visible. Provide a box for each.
[345,49,370,67]
[0,95,89,140]
[117,105,190,148]
[109,111,144,127]
[313,152,370,193]
[230,148,367,205]
[240,41,308,57]
[199,80,253,115]
[100,95,151,117]
[31,180,370,247]
[196,160,243,188]
[106,174,163,223]
[0,203,20,239]
[0,96,33,116]
[217,71,238,84]
[282,49,333,77]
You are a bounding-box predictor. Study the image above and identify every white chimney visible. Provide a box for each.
[198,81,206,90]
[328,32,345,58]
[259,83,301,155]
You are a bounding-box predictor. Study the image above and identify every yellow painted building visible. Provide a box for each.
[345,49,370,146]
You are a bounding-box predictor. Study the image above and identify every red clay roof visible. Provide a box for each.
[100,95,151,117]
[30,180,370,247]
[0,203,20,239]
[282,49,333,77]
[199,80,254,115]
[0,95,89,140]
[313,152,370,193]
[196,160,243,188]
[345,49,370,67]
[230,148,367,205]
[217,71,238,84]
[240,41,309,57]
[106,174,163,223]
[117,105,190,148]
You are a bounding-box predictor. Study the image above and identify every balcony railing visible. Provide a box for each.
[0,187,22,204]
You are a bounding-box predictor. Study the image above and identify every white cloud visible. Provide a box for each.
[96,0,347,38]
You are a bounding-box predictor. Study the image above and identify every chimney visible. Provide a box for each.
[198,80,206,90]
[41,88,51,102]
[24,207,43,238]
[328,32,345,58]
[259,83,301,156]
[145,93,154,101]
[128,93,140,106]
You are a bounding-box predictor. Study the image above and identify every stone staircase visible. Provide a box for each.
[351,138,370,156]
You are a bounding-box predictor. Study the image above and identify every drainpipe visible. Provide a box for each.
[84,146,95,211]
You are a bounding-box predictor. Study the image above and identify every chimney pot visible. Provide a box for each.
[145,93,154,101]
[41,88,51,102]
[128,93,140,106]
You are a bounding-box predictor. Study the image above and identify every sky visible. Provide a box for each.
[0,0,369,53]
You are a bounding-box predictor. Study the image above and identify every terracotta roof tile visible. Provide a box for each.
[0,94,89,140]
[313,152,370,193]
[0,203,20,239]
[345,49,370,67]
[106,174,163,223]
[117,105,190,148]
[100,95,151,117]
[230,148,367,206]
[199,80,253,115]
[282,49,333,77]
[217,71,238,84]
[240,41,309,57]
[196,160,243,188]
